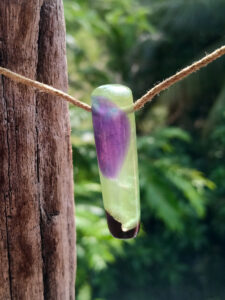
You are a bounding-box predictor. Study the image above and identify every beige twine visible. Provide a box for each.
[0,67,91,112]
[0,45,225,113]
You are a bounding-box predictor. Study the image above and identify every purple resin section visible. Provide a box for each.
[105,210,140,239]
[92,96,130,179]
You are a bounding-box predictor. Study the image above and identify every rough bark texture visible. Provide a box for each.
[0,1,76,299]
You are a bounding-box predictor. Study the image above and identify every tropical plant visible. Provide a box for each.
[64,0,225,299]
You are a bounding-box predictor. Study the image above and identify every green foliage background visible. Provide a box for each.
[64,0,225,299]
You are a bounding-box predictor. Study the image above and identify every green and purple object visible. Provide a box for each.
[91,84,140,239]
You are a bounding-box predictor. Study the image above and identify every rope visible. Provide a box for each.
[133,45,225,111]
[0,67,91,112]
[0,45,225,113]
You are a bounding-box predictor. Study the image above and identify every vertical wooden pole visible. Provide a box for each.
[0,1,76,299]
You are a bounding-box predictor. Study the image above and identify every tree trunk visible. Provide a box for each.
[0,1,76,299]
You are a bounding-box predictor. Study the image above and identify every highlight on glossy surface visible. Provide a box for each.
[91,84,140,239]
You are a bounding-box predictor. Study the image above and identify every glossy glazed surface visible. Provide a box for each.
[92,84,140,238]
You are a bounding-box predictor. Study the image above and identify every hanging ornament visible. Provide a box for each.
[91,84,140,239]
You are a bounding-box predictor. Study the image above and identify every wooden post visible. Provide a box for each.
[0,1,76,299]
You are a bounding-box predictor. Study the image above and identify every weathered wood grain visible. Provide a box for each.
[0,1,76,299]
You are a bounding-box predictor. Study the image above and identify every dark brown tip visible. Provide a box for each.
[105,210,140,239]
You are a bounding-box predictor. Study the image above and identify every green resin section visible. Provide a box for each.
[92,84,140,231]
